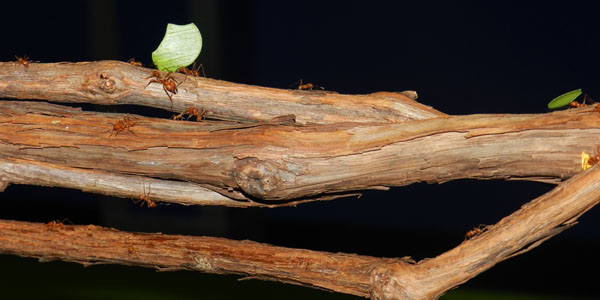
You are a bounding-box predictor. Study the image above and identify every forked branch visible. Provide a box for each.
[1,165,599,300]
[1,60,600,300]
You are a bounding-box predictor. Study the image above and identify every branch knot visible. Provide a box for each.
[233,157,299,200]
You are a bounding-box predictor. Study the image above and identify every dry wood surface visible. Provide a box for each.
[1,60,600,300]
[1,164,599,300]
[0,100,598,205]
[0,61,442,124]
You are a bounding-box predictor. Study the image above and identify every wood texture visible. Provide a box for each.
[2,164,600,300]
[2,60,600,300]
[0,61,443,124]
[0,100,598,204]
[0,219,389,298]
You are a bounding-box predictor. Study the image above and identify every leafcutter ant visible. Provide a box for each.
[133,183,156,208]
[570,94,593,108]
[178,62,205,77]
[127,58,143,67]
[145,70,185,108]
[172,107,205,122]
[45,218,72,230]
[293,79,324,91]
[15,55,34,68]
[582,147,600,171]
[109,115,137,137]
[465,225,488,240]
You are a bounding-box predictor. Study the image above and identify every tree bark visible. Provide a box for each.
[1,164,599,300]
[0,100,596,204]
[1,60,600,300]
[0,61,442,124]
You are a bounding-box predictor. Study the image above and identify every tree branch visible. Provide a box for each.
[2,60,600,299]
[0,157,251,207]
[0,100,596,204]
[0,218,388,298]
[371,163,600,300]
[0,61,442,124]
[2,164,600,300]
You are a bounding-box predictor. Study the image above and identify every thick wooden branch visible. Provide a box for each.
[371,163,600,300]
[2,59,600,299]
[0,100,597,204]
[2,164,600,299]
[0,218,389,298]
[0,61,442,124]
[0,156,343,208]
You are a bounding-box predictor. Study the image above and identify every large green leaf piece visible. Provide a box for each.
[152,23,202,72]
[547,88,582,109]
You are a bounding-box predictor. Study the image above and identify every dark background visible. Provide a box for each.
[0,1,599,299]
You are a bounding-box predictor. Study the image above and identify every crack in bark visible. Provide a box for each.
[1,60,600,299]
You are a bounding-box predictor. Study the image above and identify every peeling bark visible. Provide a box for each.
[2,60,600,300]
[0,100,597,203]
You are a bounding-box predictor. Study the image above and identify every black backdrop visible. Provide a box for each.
[1,1,599,299]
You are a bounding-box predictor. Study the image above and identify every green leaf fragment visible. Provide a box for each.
[152,23,202,72]
[547,88,582,109]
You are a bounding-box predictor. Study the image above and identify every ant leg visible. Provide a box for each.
[176,72,187,86]
[126,127,137,136]
[182,73,187,85]
[172,111,184,120]
[144,183,156,208]
[198,64,206,77]
[145,79,160,89]
[195,109,205,121]
[163,85,174,109]
[163,85,173,101]
[140,183,148,207]
[583,94,593,105]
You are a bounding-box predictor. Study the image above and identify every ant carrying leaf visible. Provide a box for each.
[547,89,583,109]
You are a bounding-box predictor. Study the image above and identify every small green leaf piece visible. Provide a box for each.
[152,23,202,72]
[547,88,582,109]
